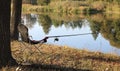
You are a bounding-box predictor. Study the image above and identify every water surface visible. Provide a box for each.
[22,13,120,56]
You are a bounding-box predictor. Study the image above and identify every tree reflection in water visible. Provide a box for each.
[89,13,120,48]
[21,13,120,54]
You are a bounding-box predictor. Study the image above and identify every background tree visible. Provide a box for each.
[22,0,37,5]
[37,0,50,6]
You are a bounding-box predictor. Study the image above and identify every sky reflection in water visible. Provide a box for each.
[27,20,120,56]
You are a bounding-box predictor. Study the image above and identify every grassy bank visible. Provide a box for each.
[10,41,120,71]
[22,1,120,14]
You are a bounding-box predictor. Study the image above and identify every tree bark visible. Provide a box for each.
[10,0,22,40]
[0,0,17,67]
[0,0,14,67]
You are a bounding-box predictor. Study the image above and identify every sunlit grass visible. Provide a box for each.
[22,1,120,14]
[0,66,16,71]
[11,41,120,71]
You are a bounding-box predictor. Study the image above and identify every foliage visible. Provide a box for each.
[37,0,50,6]
[90,1,106,11]
[22,0,120,14]
[22,0,37,5]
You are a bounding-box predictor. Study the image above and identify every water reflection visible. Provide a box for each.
[22,14,37,28]
[22,13,120,56]
[38,14,52,34]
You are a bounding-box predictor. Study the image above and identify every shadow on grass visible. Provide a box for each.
[85,56,120,63]
[16,64,92,71]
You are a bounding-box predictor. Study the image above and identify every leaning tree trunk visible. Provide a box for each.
[0,0,17,67]
[10,0,22,40]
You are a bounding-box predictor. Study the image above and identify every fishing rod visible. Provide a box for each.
[29,32,97,44]
[34,32,96,43]
[46,32,95,38]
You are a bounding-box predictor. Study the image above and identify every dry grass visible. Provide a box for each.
[22,1,120,14]
[11,41,120,71]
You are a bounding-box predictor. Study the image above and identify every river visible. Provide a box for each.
[21,13,120,56]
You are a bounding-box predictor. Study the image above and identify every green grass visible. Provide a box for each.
[10,41,120,71]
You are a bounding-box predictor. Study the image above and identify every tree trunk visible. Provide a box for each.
[10,0,22,40]
[0,0,17,67]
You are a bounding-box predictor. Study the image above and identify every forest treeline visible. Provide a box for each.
[23,0,120,5]
[22,0,120,14]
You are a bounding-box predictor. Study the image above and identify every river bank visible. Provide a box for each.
[22,1,120,14]
[11,41,120,71]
